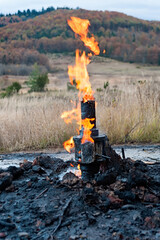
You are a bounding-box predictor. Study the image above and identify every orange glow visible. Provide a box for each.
[88,53,92,57]
[81,118,95,144]
[61,107,80,124]
[68,50,94,103]
[74,163,82,177]
[103,49,106,54]
[68,17,100,55]
[70,163,74,167]
[77,164,81,170]
[61,16,100,151]
[63,136,75,153]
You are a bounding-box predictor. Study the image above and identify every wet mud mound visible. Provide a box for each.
[0,152,160,240]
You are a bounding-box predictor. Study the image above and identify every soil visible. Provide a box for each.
[0,144,159,169]
[0,149,160,240]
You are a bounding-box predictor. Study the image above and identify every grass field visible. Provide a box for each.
[0,55,159,152]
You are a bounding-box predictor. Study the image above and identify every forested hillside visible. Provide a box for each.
[1,8,160,66]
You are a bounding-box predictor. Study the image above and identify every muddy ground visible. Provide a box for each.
[0,150,160,240]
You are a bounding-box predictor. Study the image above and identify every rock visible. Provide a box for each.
[33,156,68,173]
[18,232,30,238]
[0,232,7,238]
[121,204,137,210]
[21,161,32,171]
[0,220,15,229]
[155,233,160,240]
[30,176,38,182]
[127,169,149,187]
[5,184,15,192]
[110,180,126,191]
[61,172,79,186]
[69,235,80,240]
[143,193,159,203]
[0,169,4,174]
[116,191,136,202]
[108,193,123,208]
[7,166,23,179]
[83,184,94,195]
[134,160,148,172]
[0,172,13,191]
[95,170,117,185]
[32,165,46,174]
[132,211,141,221]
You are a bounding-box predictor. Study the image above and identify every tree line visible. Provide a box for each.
[1,8,160,65]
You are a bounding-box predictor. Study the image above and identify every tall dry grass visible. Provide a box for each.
[97,79,160,144]
[0,91,77,152]
[0,78,159,152]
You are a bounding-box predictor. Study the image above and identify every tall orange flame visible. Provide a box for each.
[81,118,95,144]
[68,50,94,103]
[61,17,100,153]
[68,17,100,55]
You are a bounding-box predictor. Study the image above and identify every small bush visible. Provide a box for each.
[96,88,103,92]
[104,81,109,89]
[1,82,21,98]
[27,63,49,92]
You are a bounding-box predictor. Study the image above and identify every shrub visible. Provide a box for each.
[27,63,49,92]
[104,81,109,89]
[1,82,21,98]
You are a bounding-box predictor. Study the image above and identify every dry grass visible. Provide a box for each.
[97,80,160,144]
[0,92,77,152]
[0,56,160,152]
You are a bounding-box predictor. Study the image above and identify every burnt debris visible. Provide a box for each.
[0,155,160,239]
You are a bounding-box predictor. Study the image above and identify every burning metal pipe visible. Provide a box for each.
[61,17,110,180]
[80,100,98,137]
[73,99,109,180]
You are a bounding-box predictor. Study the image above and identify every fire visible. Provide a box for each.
[68,50,94,103]
[68,17,100,55]
[74,163,82,177]
[61,16,100,152]
[63,136,74,153]
[69,163,82,178]
[77,164,81,171]
[61,107,80,124]
[81,118,95,144]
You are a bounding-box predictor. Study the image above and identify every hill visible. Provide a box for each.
[1,8,160,67]
[0,6,57,27]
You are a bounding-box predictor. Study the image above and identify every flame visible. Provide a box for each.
[63,136,75,153]
[68,50,94,103]
[61,107,80,124]
[81,118,95,144]
[74,163,82,177]
[70,163,74,167]
[61,17,100,151]
[77,164,81,170]
[68,17,100,55]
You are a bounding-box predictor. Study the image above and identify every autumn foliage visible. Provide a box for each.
[1,8,160,65]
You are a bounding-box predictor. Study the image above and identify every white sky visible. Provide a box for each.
[0,0,160,21]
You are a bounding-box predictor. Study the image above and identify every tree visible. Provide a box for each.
[27,63,49,92]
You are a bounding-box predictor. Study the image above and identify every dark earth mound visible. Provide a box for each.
[0,150,160,240]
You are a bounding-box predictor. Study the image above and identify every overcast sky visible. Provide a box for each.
[0,0,160,21]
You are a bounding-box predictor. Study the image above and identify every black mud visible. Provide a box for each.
[0,152,160,240]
